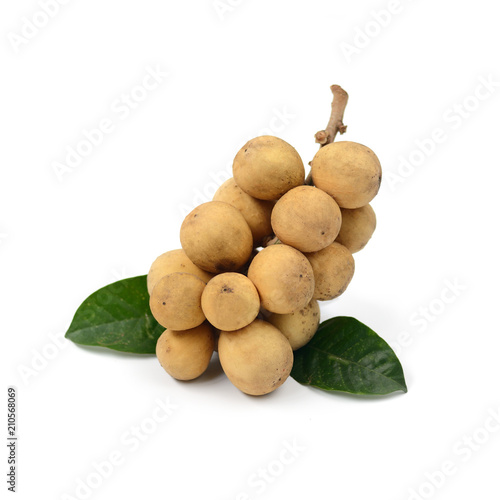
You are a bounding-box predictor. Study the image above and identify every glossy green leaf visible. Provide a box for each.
[291,316,407,395]
[65,275,163,354]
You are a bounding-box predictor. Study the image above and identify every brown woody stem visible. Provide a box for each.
[263,235,281,246]
[305,84,349,185]
[315,84,349,146]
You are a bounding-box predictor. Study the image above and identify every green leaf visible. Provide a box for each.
[291,316,407,395]
[65,275,164,354]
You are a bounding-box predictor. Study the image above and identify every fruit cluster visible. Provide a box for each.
[149,135,381,395]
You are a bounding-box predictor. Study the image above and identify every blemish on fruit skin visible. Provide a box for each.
[216,260,236,272]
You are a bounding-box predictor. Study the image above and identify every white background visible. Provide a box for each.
[1,1,500,499]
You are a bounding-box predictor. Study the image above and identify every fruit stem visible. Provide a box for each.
[263,235,281,247]
[315,84,349,146]
[305,85,349,185]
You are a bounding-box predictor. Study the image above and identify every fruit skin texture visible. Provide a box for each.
[147,249,214,295]
[305,242,355,301]
[201,272,260,331]
[149,272,206,330]
[247,244,315,314]
[213,178,274,246]
[268,299,320,350]
[218,319,293,396]
[156,323,215,381]
[336,204,377,253]
[233,136,305,200]
[271,185,341,253]
[311,141,382,209]
[180,201,253,274]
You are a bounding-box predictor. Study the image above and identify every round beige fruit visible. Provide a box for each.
[201,272,260,331]
[218,319,293,396]
[156,323,215,381]
[336,204,377,253]
[247,244,314,314]
[233,136,305,200]
[213,178,274,246]
[311,141,382,208]
[180,201,253,274]
[147,249,214,294]
[149,272,206,330]
[305,242,355,300]
[271,185,341,253]
[268,299,320,350]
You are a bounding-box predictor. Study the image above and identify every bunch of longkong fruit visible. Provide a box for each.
[148,87,382,396]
